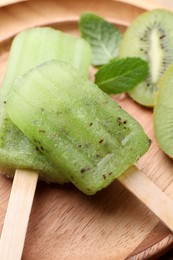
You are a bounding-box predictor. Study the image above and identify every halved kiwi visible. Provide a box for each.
[154,64,173,158]
[119,9,173,107]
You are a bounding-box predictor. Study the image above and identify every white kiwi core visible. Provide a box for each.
[149,29,164,83]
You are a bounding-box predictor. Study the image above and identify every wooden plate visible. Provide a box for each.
[1,0,173,259]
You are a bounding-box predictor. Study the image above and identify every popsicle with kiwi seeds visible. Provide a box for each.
[0,27,91,260]
[7,59,151,194]
[0,26,91,183]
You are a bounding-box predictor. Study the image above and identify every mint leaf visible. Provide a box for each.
[95,58,149,94]
[79,13,122,66]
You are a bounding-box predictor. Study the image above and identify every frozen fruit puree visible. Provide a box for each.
[0,27,91,183]
[7,60,150,195]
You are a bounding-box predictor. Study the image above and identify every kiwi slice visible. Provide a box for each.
[119,9,173,107]
[154,64,173,158]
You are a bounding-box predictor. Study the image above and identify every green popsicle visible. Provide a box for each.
[7,60,150,195]
[0,27,91,183]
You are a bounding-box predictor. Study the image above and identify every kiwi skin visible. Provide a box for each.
[154,64,173,158]
[119,9,173,107]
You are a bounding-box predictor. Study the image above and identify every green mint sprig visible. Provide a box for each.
[79,12,149,94]
[95,57,149,94]
[79,13,122,66]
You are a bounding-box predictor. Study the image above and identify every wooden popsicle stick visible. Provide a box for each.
[118,165,173,232]
[0,169,38,260]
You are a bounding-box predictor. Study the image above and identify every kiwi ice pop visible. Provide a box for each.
[0,27,91,183]
[7,60,150,195]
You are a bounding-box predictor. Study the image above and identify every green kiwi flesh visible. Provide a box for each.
[119,9,173,107]
[154,64,173,158]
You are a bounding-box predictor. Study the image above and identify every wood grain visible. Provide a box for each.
[0,0,173,259]
[118,166,173,233]
[0,170,38,260]
[116,0,166,10]
[0,0,26,7]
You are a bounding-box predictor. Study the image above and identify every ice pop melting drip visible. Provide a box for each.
[7,60,150,195]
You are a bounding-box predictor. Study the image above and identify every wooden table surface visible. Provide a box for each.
[1,0,173,259]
